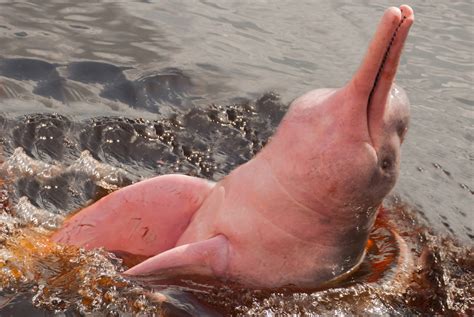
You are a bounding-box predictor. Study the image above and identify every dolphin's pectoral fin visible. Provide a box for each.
[124,234,230,278]
[52,175,215,257]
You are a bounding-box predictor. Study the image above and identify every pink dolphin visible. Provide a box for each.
[53,5,414,288]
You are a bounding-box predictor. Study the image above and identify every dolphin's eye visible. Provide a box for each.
[381,158,392,170]
[378,147,397,175]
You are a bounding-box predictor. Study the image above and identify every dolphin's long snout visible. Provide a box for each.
[348,5,414,145]
[351,5,414,100]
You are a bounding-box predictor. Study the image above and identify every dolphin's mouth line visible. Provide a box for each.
[366,13,407,112]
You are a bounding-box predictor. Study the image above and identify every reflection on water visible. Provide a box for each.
[0,0,472,315]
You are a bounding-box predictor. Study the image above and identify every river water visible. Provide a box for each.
[0,0,472,316]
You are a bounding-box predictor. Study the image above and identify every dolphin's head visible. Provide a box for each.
[261,6,414,227]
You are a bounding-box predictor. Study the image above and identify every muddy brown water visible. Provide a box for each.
[0,0,472,316]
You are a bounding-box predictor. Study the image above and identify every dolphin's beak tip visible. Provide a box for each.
[400,5,415,22]
[400,4,413,13]
[384,7,402,21]
[384,5,414,25]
